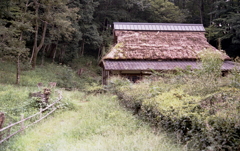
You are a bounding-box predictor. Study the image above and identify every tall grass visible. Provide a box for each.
[0,57,103,125]
[0,85,41,126]
[0,57,183,150]
[0,57,103,149]
[3,93,184,151]
[0,57,101,89]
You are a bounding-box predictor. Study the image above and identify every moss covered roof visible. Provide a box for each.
[103,31,230,60]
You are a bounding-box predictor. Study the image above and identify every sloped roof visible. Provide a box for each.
[104,60,236,71]
[104,31,230,60]
[114,22,205,32]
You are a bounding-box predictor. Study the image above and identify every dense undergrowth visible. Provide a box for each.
[0,56,101,135]
[108,51,240,150]
[1,52,240,150]
[0,57,184,151]
[109,76,240,150]
[0,56,101,90]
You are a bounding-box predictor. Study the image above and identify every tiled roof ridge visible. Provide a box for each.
[114,22,205,32]
[114,22,204,26]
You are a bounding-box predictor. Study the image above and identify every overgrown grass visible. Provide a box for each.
[0,56,101,89]
[2,93,184,151]
[0,56,103,123]
[0,57,101,149]
[108,69,240,150]
[0,85,38,123]
[0,58,184,150]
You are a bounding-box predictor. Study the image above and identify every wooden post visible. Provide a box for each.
[40,107,42,119]
[21,114,24,134]
[102,68,105,85]
[7,122,12,141]
[0,112,5,140]
[107,71,109,85]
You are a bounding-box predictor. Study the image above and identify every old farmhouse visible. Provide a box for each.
[100,22,235,84]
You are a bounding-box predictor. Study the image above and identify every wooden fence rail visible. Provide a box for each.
[0,95,62,145]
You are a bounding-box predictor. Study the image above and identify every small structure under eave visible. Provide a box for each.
[100,22,234,85]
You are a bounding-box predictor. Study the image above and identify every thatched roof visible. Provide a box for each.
[103,31,230,60]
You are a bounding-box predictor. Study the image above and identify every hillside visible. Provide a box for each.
[0,58,184,150]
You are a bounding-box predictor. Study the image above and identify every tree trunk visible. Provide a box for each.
[41,44,47,66]
[218,38,222,50]
[32,21,48,69]
[59,45,65,63]
[30,0,39,66]
[97,46,102,63]
[53,41,58,63]
[80,39,85,56]
[31,0,48,69]
[16,54,20,85]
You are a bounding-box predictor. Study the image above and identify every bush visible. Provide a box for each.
[108,73,240,150]
[230,61,240,88]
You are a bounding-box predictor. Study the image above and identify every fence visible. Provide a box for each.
[0,95,62,144]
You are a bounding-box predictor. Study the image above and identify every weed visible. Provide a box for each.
[108,65,240,150]
[4,94,184,151]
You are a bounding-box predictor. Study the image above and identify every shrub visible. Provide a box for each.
[198,49,223,77]
[178,49,224,96]
[230,60,240,88]
[108,74,240,150]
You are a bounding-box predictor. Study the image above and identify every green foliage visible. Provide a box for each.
[206,0,240,56]
[187,49,224,95]
[108,63,240,150]
[0,55,102,91]
[169,49,225,96]
[198,49,223,76]
[0,22,29,63]
[0,85,39,127]
[84,82,104,94]
[1,0,239,64]
[4,94,184,151]
[0,56,103,129]
[147,0,186,23]
[229,58,240,88]
[0,0,9,18]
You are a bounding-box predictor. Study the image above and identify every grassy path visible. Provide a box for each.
[3,92,184,151]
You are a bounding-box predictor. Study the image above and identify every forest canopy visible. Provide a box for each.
[0,0,240,67]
